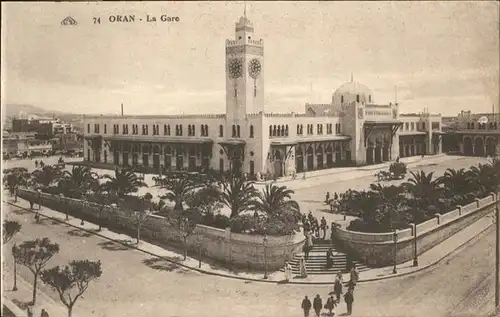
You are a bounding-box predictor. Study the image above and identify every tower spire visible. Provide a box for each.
[244,0,247,19]
[350,72,353,82]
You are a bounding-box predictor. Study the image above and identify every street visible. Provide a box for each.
[3,201,496,317]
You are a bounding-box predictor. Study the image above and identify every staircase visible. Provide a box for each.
[282,239,369,275]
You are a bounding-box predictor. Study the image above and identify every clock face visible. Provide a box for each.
[228,58,243,79]
[248,59,262,79]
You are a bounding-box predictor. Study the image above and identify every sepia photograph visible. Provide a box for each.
[1,1,499,316]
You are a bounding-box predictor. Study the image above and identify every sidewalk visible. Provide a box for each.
[5,195,494,285]
[3,265,69,317]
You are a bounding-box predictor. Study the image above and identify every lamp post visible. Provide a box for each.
[393,229,398,274]
[35,189,41,223]
[263,234,268,279]
[59,193,69,221]
[413,223,418,267]
[12,243,18,291]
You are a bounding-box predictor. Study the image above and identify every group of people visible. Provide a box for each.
[302,211,328,241]
[301,267,359,316]
[27,307,49,317]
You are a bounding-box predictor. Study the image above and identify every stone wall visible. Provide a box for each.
[17,188,305,270]
[332,192,499,267]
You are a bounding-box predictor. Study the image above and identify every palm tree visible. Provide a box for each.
[218,173,257,218]
[102,168,147,197]
[31,165,63,189]
[156,174,197,213]
[59,166,98,198]
[403,171,444,220]
[4,168,30,200]
[468,163,498,197]
[250,184,300,218]
[437,168,473,205]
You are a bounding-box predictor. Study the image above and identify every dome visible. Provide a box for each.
[332,81,374,106]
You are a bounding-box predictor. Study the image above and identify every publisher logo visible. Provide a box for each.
[61,16,78,26]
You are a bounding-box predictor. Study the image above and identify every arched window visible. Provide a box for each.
[281,125,285,136]
[369,95,372,103]
[285,125,289,137]
[356,94,360,103]
[341,95,344,103]
[273,125,277,136]
[237,125,241,137]
[296,124,300,135]
[232,125,236,137]
[277,125,281,136]
[471,122,475,129]
[219,125,224,137]
[269,125,272,137]
[250,125,254,138]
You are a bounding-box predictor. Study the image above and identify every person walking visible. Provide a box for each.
[34,160,38,168]
[324,295,337,316]
[313,294,323,317]
[40,308,49,317]
[326,248,334,269]
[299,256,308,278]
[333,278,343,303]
[320,217,327,239]
[349,264,359,289]
[301,296,312,317]
[344,289,354,315]
[27,306,33,317]
[325,191,330,204]
[284,261,293,282]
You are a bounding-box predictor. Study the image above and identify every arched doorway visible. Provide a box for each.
[486,137,497,156]
[176,146,184,170]
[306,146,314,171]
[249,160,255,176]
[274,150,283,177]
[399,140,404,158]
[335,144,342,163]
[164,146,172,171]
[316,145,324,169]
[188,148,196,171]
[474,137,485,157]
[142,145,149,167]
[114,151,120,165]
[153,145,160,171]
[295,147,304,173]
[326,145,333,168]
[463,137,473,156]
[382,144,389,161]
[122,147,129,167]
[366,142,374,165]
[374,140,382,163]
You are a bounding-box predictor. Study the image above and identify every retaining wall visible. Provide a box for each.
[332,192,498,267]
[17,188,305,270]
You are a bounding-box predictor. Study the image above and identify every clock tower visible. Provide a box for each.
[225,16,264,125]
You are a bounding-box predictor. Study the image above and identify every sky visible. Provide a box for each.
[2,1,499,116]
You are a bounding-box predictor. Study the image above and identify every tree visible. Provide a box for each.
[170,208,202,260]
[31,165,63,189]
[3,220,22,244]
[403,171,444,220]
[12,238,60,304]
[86,184,116,231]
[41,260,102,317]
[468,163,498,197]
[218,173,257,218]
[4,167,30,200]
[59,166,98,199]
[155,173,197,213]
[437,168,473,205]
[185,184,223,217]
[102,168,147,197]
[118,193,153,244]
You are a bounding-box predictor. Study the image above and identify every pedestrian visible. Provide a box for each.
[313,294,323,317]
[34,160,38,168]
[301,296,312,317]
[335,271,343,283]
[284,260,293,282]
[299,256,308,278]
[324,295,337,316]
[334,278,343,303]
[320,217,327,239]
[334,192,338,200]
[326,248,334,269]
[349,264,359,288]
[303,220,311,233]
[29,200,34,210]
[27,306,33,317]
[344,289,354,315]
[307,211,314,223]
[325,191,330,204]
[40,308,49,317]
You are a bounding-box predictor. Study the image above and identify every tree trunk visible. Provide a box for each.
[32,274,38,305]
[183,237,187,260]
[68,306,73,317]
[98,209,102,231]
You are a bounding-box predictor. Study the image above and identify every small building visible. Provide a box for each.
[2,132,53,157]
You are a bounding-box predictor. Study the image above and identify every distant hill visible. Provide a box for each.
[3,104,71,119]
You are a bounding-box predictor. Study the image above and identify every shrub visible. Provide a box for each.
[229,214,259,233]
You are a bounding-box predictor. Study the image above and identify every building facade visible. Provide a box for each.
[83,15,443,178]
[443,111,500,156]
[13,116,73,138]
[2,132,53,157]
